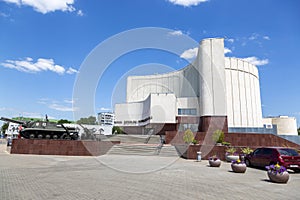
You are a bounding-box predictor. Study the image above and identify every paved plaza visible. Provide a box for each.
[0,141,299,200]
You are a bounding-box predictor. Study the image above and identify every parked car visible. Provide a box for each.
[245,147,300,172]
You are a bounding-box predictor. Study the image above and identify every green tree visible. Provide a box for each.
[57,119,72,124]
[1,123,9,134]
[183,129,194,144]
[212,129,225,144]
[76,116,97,125]
[298,127,300,135]
[112,126,123,134]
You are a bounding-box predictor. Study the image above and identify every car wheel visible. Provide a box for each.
[245,159,251,167]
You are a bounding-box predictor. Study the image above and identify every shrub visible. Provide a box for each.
[226,147,237,155]
[192,139,198,145]
[222,141,231,146]
[212,129,224,144]
[240,147,253,155]
[183,129,194,144]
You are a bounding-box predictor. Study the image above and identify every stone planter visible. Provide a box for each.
[231,163,247,173]
[267,171,289,183]
[226,155,239,162]
[209,159,221,167]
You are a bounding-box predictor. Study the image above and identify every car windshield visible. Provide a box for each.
[278,148,299,156]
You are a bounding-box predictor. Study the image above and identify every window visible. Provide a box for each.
[253,148,263,156]
[278,149,299,156]
[178,108,197,116]
[263,148,273,155]
[178,124,198,132]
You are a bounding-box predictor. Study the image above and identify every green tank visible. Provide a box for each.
[0,117,79,140]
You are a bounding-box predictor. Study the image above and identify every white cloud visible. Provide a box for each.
[168,30,183,36]
[180,47,198,60]
[242,56,269,66]
[1,57,77,75]
[167,0,209,7]
[181,46,231,60]
[0,12,10,17]
[66,67,78,74]
[249,33,259,40]
[2,0,76,14]
[77,9,83,16]
[64,99,74,104]
[99,107,112,111]
[49,103,75,112]
[226,38,234,43]
[38,98,77,112]
[263,36,270,40]
[224,47,232,54]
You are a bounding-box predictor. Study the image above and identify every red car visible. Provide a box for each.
[245,147,300,172]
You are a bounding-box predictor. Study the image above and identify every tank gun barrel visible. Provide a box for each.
[0,117,26,125]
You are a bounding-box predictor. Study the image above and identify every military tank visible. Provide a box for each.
[0,117,79,140]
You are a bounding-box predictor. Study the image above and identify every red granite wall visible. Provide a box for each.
[167,131,300,160]
[166,131,300,149]
[11,139,120,156]
[199,116,228,133]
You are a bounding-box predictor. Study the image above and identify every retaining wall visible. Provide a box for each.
[11,139,119,156]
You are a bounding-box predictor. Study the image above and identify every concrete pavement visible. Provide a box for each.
[0,143,299,199]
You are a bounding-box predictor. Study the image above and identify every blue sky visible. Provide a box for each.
[0,0,299,126]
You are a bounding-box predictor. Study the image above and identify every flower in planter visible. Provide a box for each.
[231,159,247,173]
[265,163,287,174]
[265,163,289,183]
[208,155,221,167]
[209,155,220,161]
[232,159,244,165]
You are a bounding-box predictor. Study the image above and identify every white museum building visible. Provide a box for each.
[114,38,297,136]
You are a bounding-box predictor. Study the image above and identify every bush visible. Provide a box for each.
[222,141,231,146]
[183,129,194,144]
[226,147,237,155]
[240,147,253,155]
[192,139,198,145]
[212,129,224,144]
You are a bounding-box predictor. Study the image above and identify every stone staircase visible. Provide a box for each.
[158,145,180,157]
[103,134,179,157]
[107,144,180,157]
[107,144,160,156]
[101,134,161,144]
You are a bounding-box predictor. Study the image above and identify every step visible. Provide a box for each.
[101,134,161,144]
[107,144,160,156]
[158,145,180,157]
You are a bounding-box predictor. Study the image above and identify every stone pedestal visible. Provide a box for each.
[11,139,119,156]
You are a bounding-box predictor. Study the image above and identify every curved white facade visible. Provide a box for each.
[225,57,262,128]
[115,38,263,129]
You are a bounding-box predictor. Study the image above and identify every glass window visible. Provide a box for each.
[263,148,273,155]
[253,148,263,155]
[178,108,197,116]
[178,123,198,132]
[278,149,299,156]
